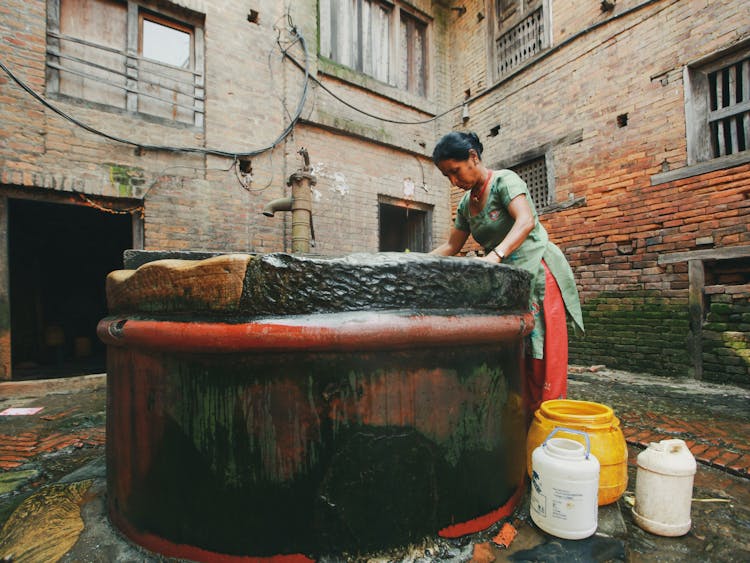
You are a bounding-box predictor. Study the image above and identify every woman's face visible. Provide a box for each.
[436,151,484,191]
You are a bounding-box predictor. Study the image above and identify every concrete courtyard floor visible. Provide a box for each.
[0,366,749,562]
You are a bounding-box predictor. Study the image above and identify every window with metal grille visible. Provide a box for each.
[492,0,548,80]
[46,0,204,127]
[685,46,750,164]
[511,156,549,210]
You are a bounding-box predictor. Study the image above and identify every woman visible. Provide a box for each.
[430,131,584,418]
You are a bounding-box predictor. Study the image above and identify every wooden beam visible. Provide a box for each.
[687,259,705,380]
[658,245,750,265]
[650,151,750,185]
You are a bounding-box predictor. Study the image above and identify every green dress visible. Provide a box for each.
[455,169,584,359]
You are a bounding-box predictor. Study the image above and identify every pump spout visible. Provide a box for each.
[262,197,293,217]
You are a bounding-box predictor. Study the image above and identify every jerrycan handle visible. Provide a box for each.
[544,427,592,459]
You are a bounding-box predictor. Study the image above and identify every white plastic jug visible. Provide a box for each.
[530,428,600,540]
[633,438,696,536]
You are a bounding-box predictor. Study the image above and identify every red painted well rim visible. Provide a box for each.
[438,479,526,538]
[110,510,314,563]
[98,311,534,353]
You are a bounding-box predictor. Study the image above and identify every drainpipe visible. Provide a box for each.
[261,148,316,254]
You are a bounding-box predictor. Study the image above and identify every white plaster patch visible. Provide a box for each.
[312,162,351,197]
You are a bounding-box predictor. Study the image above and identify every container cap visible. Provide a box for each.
[636,439,697,476]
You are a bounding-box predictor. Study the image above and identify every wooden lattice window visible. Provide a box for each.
[685,45,750,164]
[512,156,549,210]
[493,0,548,80]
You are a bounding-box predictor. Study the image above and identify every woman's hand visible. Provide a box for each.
[476,253,502,264]
[430,227,469,256]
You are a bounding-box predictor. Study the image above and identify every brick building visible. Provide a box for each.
[449,0,750,386]
[0,0,748,386]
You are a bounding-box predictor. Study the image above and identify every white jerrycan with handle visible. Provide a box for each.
[530,427,600,539]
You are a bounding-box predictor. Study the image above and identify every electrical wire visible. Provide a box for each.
[0,24,310,159]
[283,0,675,128]
[282,51,464,125]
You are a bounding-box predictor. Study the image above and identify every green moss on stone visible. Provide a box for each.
[570,290,690,377]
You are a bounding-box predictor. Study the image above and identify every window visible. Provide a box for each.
[491,0,550,80]
[378,197,432,252]
[511,156,550,210]
[398,11,426,96]
[46,0,204,126]
[685,46,750,164]
[319,0,429,96]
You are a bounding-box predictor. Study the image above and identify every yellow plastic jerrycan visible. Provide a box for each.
[526,399,628,506]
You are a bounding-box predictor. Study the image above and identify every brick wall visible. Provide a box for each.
[0,0,454,378]
[560,163,750,379]
[285,126,449,255]
[703,286,750,386]
[1,0,454,254]
[443,0,750,384]
[0,0,296,254]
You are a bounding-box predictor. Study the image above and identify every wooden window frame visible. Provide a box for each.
[491,143,561,214]
[487,0,551,83]
[46,0,204,127]
[319,0,431,98]
[138,11,194,69]
[377,194,433,253]
[511,154,551,210]
[399,9,427,96]
[685,43,750,166]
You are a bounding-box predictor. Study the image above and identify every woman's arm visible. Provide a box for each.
[480,194,535,263]
[430,227,470,256]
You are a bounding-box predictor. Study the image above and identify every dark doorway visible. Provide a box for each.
[378,201,431,252]
[8,198,132,380]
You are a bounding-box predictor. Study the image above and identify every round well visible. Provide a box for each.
[98,252,533,560]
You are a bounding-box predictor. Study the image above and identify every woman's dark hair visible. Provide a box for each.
[432,131,484,164]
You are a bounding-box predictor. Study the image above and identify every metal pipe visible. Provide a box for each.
[288,171,315,254]
[262,197,292,217]
[262,148,316,253]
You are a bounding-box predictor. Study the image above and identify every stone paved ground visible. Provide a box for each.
[568,366,750,478]
[0,367,748,562]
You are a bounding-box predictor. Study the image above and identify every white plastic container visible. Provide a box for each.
[530,428,600,539]
[633,438,696,536]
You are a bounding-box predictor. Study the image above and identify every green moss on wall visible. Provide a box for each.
[108,164,146,197]
[569,290,690,377]
[315,109,391,146]
[702,294,750,387]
